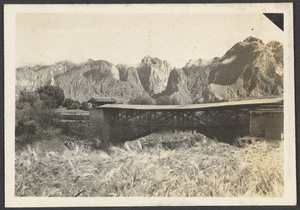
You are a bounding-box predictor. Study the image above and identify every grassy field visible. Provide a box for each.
[15,131,283,197]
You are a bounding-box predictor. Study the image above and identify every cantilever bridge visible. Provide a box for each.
[94,98,283,142]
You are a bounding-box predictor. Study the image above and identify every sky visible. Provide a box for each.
[16,13,284,68]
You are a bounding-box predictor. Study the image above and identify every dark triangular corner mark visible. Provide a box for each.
[263,13,284,31]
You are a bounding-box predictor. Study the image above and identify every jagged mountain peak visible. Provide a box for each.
[232,36,264,49]
[243,36,264,44]
[220,36,266,64]
[137,56,173,95]
[141,56,171,68]
[266,40,282,47]
[86,59,115,68]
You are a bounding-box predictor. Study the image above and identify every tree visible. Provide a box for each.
[16,90,59,143]
[17,90,43,107]
[36,85,65,108]
[16,91,43,136]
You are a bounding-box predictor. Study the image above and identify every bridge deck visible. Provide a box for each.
[99,97,283,111]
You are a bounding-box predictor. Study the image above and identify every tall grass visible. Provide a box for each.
[15,132,283,197]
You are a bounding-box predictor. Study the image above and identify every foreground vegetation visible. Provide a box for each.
[15,132,283,197]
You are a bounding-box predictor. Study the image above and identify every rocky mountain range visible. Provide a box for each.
[16,36,283,104]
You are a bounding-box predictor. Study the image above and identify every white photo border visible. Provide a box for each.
[4,3,296,207]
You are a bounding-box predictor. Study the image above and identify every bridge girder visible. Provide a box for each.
[102,108,251,139]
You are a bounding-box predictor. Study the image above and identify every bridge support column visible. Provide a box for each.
[182,111,185,132]
[150,112,153,132]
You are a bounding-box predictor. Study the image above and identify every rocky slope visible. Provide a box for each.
[16,36,283,104]
[16,60,149,102]
[137,56,172,95]
[163,36,283,103]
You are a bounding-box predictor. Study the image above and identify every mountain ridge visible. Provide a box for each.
[16,36,283,104]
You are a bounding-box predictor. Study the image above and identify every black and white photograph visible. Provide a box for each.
[4,3,296,207]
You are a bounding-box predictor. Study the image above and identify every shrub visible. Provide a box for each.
[156,96,180,105]
[128,95,154,105]
[23,120,39,141]
[87,97,97,107]
[62,98,74,108]
[80,102,90,111]
[70,103,79,110]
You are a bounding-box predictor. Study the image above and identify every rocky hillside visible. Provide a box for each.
[16,60,149,102]
[137,56,172,95]
[163,36,283,103]
[16,36,283,103]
